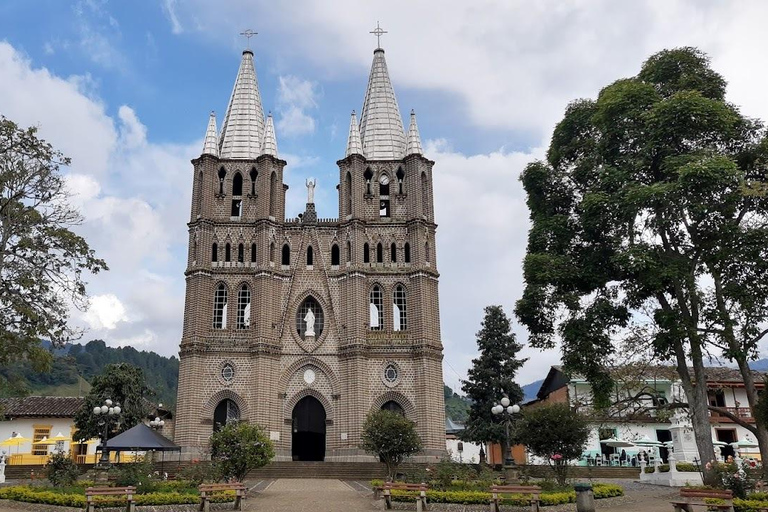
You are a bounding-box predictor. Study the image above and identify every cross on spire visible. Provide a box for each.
[239,29,257,49]
[370,21,387,49]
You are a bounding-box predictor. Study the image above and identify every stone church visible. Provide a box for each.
[174,38,446,462]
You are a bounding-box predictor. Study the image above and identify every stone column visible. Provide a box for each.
[574,483,595,512]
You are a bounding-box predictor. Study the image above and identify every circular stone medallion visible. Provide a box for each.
[303,368,316,385]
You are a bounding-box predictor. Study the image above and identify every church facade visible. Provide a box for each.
[173,40,446,462]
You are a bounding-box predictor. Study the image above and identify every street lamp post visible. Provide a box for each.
[491,396,521,466]
[92,399,121,467]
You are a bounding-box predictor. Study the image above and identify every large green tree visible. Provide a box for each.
[73,363,155,441]
[210,421,274,482]
[460,306,525,460]
[0,117,107,393]
[360,409,422,480]
[515,47,768,482]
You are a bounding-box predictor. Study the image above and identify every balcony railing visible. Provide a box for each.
[709,407,754,422]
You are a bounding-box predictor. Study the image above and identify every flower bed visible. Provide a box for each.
[0,485,235,508]
[377,483,623,506]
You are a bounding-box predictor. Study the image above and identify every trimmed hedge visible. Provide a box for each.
[0,486,235,508]
[386,483,624,506]
[735,498,768,512]
[643,462,699,473]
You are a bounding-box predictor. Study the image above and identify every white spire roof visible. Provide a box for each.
[345,110,364,157]
[202,111,219,157]
[405,109,423,156]
[219,50,265,159]
[359,48,406,160]
[261,113,278,157]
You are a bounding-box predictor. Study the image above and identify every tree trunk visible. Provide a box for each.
[732,355,768,465]
[686,349,719,486]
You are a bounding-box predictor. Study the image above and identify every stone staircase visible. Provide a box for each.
[247,461,408,480]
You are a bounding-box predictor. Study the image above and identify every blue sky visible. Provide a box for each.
[2,1,768,391]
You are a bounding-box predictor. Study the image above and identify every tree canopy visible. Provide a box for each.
[460,305,525,444]
[0,117,107,393]
[515,47,768,479]
[210,421,274,482]
[360,409,422,480]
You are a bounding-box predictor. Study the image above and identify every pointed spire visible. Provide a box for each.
[202,111,219,157]
[219,50,266,159]
[405,109,423,156]
[345,110,364,157]
[261,113,278,157]
[359,48,406,160]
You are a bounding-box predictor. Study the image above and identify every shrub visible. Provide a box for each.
[45,452,80,487]
[0,485,235,507]
[110,456,159,492]
[210,421,274,482]
[388,483,624,506]
[177,460,221,485]
[360,410,422,481]
[734,498,768,512]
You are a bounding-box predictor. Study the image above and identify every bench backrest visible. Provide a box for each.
[85,486,137,496]
[679,489,733,500]
[199,483,246,492]
[491,485,542,496]
[383,482,428,492]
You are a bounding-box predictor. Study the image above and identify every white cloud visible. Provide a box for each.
[83,294,129,330]
[161,0,183,34]
[276,75,319,136]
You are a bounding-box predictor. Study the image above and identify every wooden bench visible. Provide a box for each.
[490,485,541,512]
[84,486,136,512]
[198,482,246,512]
[383,482,429,511]
[670,488,734,512]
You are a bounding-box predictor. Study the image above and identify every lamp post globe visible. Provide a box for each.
[500,397,510,407]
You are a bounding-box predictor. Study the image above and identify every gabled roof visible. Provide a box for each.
[0,396,84,418]
[359,48,406,160]
[219,50,266,159]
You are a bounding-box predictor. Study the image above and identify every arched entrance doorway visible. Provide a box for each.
[381,400,405,415]
[292,396,326,461]
[213,399,240,432]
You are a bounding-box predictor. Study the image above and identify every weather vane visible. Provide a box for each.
[370,22,387,49]
[240,29,257,49]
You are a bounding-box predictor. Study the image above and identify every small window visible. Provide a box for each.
[425,241,430,263]
[384,364,398,384]
[331,244,340,266]
[213,283,228,329]
[270,242,275,263]
[364,168,373,195]
[346,172,352,215]
[212,243,218,262]
[225,243,231,262]
[218,168,226,194]
[232,172,243,196]
[404,242,410,263]
[376,243,383,263]
[307,246,313,266]
[236,284,251,329]
[269,172,278,217]
[390,243,397,263]
[363,243,370,264]
[32,426,52,456]
[221,363,235,382]
[296,296,324,338]
[249,168,258,195]
[394,284,407,331]
[346,241,352,263]
[379,174,390,196]
[421,172,429,213]
[396,167,405,194]
[231,199,242,217]
[237,243,244,263]
[282,244,290,266]
[369,285,383,331]
[250,243,257,263]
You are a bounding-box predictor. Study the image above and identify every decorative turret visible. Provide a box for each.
[405,109,423,156]
[202,111,219,157]
[359,47,406,160]
[345,110,364,157]
[219,50,266,159]
[261,113,278,157]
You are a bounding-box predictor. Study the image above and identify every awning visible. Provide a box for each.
[104,423,180,452]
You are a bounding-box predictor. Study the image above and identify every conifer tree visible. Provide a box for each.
[460,306,526,458]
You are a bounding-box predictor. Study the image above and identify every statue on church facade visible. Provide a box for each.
[306,178,316,204]
[304,306,316,337]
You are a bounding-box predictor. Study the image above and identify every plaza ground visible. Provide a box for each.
[0,478,682,512]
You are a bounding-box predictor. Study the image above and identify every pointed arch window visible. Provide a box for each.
[237,243,244,263]
[213,283,228,329]
[345,172,352,215]
[421,172,429,214]
[381,400,405,415]
[306,246,313,266]
[213,399,240,431]
[393,284,407,331]
[396,167,405,194]
[363,243,370,264]
[249,168,258,195]
[390,243,397,263]
[269,172,278,217]
[364,168,373,195]
[282,243,290,266]
[425,241,430,263]
[250,243,257,263]
[404,242,411,263]
[236,284,251,329]
[218,168,226,195]
[369,285,383,331]
[225,243,231,262]
[379,173,390,217]
[346,241,352,263]
[331,244,340,266]
[212,243,218,263]
[376,243,383,263]
[270,242,275,263]
[232,172,243,196]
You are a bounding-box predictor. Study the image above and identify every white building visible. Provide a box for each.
[445,417,483,464]
[528,365,762,465]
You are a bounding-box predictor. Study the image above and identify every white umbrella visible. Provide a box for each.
[633,435,663,447]
[730,439,759,449]
[600,437,635,448]
[712,438,728,447]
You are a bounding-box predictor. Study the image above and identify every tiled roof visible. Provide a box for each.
[219,50,266,159]
[0,396,84,418]
[359,48,406,160]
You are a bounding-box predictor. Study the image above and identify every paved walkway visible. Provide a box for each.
[246,478,376,511]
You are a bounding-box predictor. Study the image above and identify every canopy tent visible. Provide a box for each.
[103,424,180,452]
[633,435,663,447]
[600,437,635,448]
